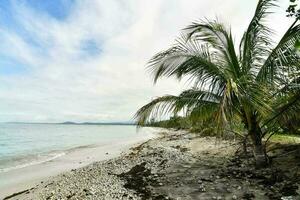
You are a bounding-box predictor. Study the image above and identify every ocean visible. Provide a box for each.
[0,123,153,173]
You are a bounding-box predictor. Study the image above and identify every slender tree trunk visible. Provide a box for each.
[248,115,268,168]
[250,132,267,168]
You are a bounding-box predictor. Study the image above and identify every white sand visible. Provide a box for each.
[0,130,157,199]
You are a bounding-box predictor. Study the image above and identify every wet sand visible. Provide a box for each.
[0,129,157,199]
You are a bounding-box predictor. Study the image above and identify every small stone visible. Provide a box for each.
[199,184,206,192]
[237,186,242,190]
[232,195,237,200]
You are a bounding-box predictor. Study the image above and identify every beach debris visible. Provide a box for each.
[7,130,300,200]
[3,187,35,200]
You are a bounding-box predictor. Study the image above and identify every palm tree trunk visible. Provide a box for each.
[248,116,268,168]
[250,132,267,168]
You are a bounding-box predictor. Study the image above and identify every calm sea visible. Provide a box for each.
[0,123,154,172]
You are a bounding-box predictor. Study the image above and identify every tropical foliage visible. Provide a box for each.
[287,0,300,19]
[135,0,300,167]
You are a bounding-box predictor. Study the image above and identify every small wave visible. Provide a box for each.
[0,152,66,173]
[0,143,112,173]
[66,144,98,152]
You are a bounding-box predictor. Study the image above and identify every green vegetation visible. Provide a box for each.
[135,0,300,168]
[147,116,191,130]
[287,0,300,51]
[147,115,244,138]
[287,0,300,19]
[270,133,300,143]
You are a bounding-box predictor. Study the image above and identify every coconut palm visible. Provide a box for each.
[135,0,300,167]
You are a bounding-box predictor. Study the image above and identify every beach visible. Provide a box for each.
[0,0,299,199]
[0,127,157,199]
[2,129,300,200]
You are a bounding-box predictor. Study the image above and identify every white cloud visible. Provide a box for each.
[0,0,293,122]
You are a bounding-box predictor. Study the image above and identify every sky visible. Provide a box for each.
[0,0,294,123]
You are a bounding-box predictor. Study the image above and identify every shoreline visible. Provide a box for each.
[2,129,300,199]
[0,128,159,199]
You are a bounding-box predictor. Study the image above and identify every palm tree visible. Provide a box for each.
[135,0,300,167]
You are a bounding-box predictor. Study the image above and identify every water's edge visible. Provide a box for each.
[0,127,160,198]
[0,124,158,174]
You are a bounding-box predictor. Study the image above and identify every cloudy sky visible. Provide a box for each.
[0,0,293,123]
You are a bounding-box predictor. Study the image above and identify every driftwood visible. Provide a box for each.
[3,187,35,200]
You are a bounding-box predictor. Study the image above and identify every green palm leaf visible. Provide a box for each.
[240,0,276,74]
[134,89,220,126]
[257,21,300,85]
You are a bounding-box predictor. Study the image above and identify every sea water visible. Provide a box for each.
[0,123,153,172]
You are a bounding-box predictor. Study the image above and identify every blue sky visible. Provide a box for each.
[0,0,74,21]
[0,0,292,122]
[23,0,74,19]
[0,0,102,77]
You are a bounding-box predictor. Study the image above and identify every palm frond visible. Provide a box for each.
[184,20,241,80]
[257,21,300,85]
[134,95,179,126]
[134,89,220,126]
[148,35,227,94]
[263,91,300,133]
[240,0,276,73]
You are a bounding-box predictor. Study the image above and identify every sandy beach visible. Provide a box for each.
[2,129,300,200]
[0,128,157,199]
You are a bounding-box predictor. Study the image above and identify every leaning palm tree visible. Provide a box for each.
[135,0,300,167]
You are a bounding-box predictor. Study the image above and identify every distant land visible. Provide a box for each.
[5,121,135,125]
[60,121,135,125]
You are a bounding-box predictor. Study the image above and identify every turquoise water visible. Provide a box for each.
[0,123,150,172]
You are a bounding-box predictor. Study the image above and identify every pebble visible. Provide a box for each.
[17,131,246,200]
